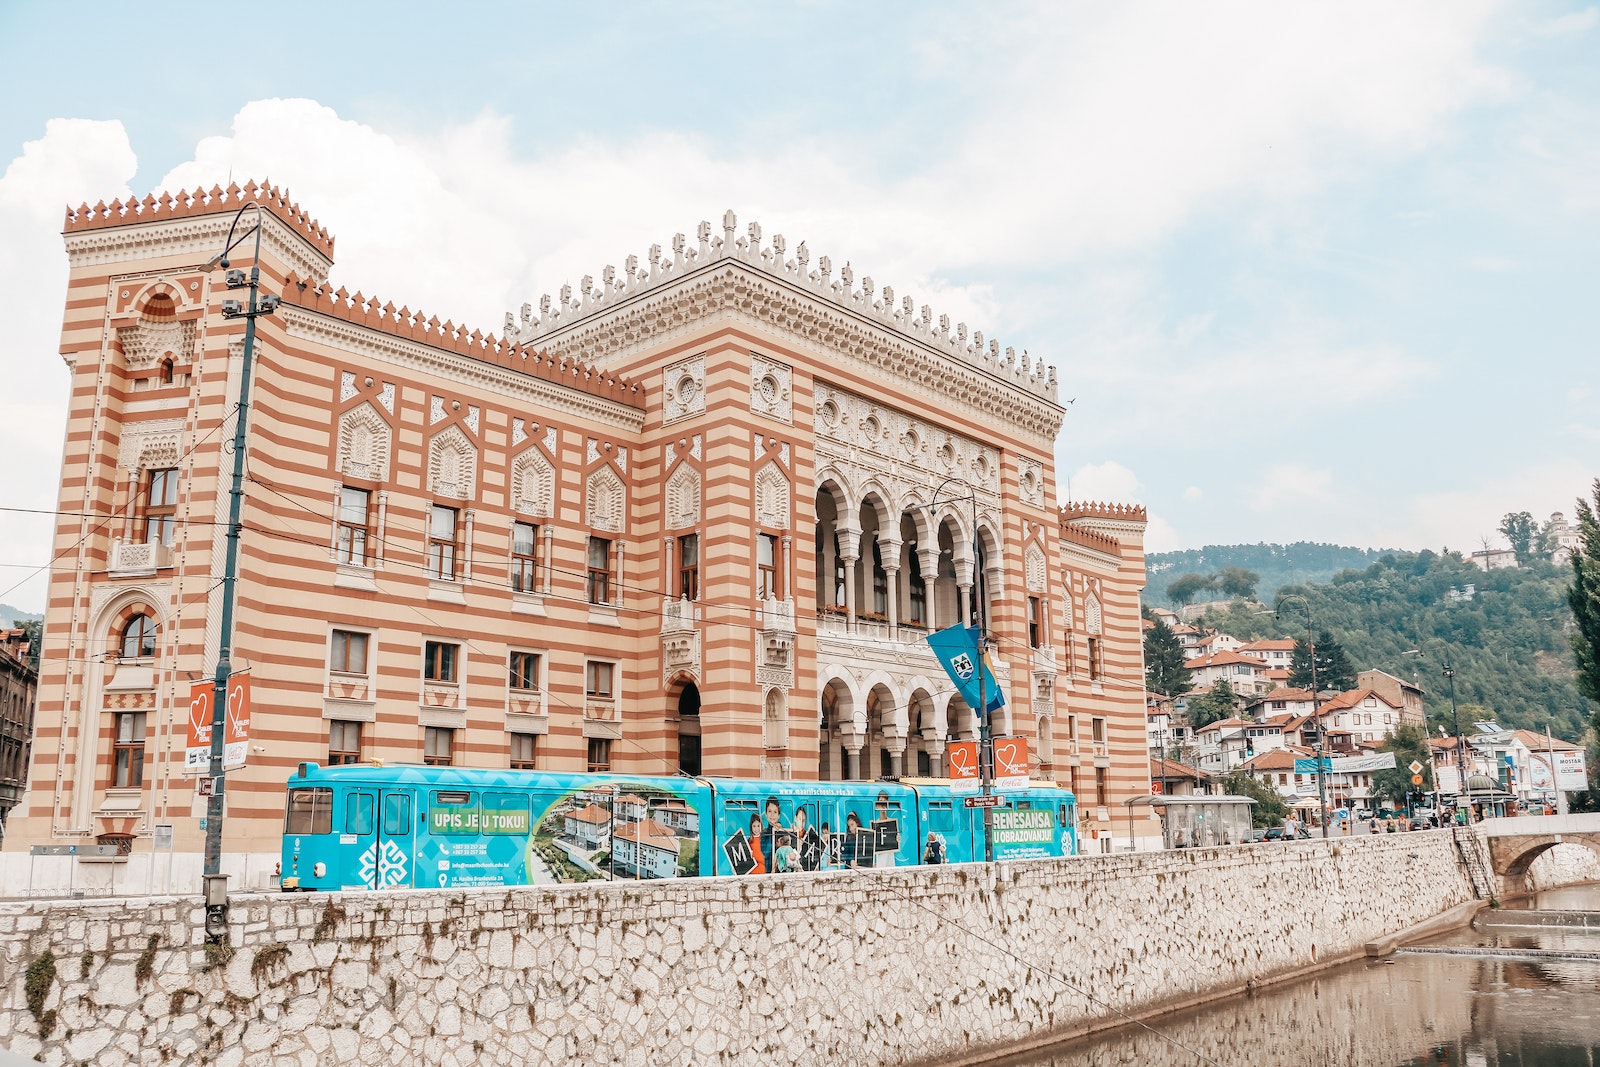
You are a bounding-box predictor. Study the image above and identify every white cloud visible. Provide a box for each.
[1366,461,1594,551]
[1183,486,1204,502]
[1466,253,1519,272]
[0,119,137,611]
[1533,7,1598,36]
[1065,461,1144,504]
[1144,514,1183,554]
[1249,464,1336,512]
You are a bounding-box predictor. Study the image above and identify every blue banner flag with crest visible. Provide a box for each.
[925,624,1005,714]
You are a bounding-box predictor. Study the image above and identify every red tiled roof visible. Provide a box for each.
[1189,651,1271,669]
[1151,758,1206,780]
[614,820,681,852]
[566,804,612,826]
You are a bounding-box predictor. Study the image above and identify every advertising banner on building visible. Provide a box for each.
[947,740,979,794]
[1435,765,1461,794]
[186,674,251,772]
[994,737,1029,792]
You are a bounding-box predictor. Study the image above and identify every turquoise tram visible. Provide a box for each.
[280,763,1076,892]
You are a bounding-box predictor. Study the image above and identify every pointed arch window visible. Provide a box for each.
[120,612,156,660]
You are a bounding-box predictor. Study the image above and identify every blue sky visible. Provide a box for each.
[2,2,1597,613]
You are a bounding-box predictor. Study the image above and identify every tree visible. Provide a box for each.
[1167,573,1214,607]
[1221,769,1290,828]
[1370,725,1434,810]
[1500,511,1539,565]
[1570,480,1600,706]
[1215,566,1261,601]
[11,618,41,670]
[1569,480,1600,793]
[1287,631,1357,692]
[1186,679,1238,729]
[1144,619,1193,698]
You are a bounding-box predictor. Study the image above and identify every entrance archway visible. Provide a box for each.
[676,680,701,776]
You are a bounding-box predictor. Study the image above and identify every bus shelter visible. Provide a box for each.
[1124,795,1256,850]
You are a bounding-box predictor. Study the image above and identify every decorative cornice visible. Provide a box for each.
[64,181,334,259]
[1061,500,1147,522]
[278,307,646,434]
[64,212,332,284]
[502,212,1062,424]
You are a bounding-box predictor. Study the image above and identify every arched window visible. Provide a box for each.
[120,612,156,659]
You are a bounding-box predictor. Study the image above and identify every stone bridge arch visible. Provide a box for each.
[1479,819,1600,898]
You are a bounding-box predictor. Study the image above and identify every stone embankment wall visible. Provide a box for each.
[1,832,1473,1067]
[1527,842,1600,891]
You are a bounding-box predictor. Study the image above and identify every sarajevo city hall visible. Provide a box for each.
[0,183,1152,888]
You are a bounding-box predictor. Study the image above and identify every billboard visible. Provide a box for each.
[993,737,1029,792]
[948,741,979,794]
[1528,749,1589,792]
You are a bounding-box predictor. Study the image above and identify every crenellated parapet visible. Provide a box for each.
[280,273,645,409]
[63,180,335,259]
[1060,500,1147,523]
[1057,522,1123,556]
[502,209,1058,403]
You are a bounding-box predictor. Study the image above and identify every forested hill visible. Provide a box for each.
[1189,550,1591,741]
[1145,543,1390,608]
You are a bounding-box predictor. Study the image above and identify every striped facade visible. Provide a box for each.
[1,184,1154,889]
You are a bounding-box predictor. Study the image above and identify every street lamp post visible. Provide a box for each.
[1405,644,1466,825]
[199,202,279,941]
[1275,595,1329,839]
[930,476,994,863]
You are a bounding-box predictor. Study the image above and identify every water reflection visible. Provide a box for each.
[1007,926,1600,1066]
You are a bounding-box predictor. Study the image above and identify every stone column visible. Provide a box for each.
[844,744,862,781]
[918,546,940,631]
[780,535,792,602]
[462,509,476,580]
[663,536,675,597]
[327,485,342,562]
[541,523,555,592]
[123,470,139,541]
[955,553,974,626]
[881,537,902,638]
[887,745,905,779]
[614,540,627,607]
[836,528,861,633]
[375,490,389,568]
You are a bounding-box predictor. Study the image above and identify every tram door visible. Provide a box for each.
[344,789,378,889]
[378,790,415,888]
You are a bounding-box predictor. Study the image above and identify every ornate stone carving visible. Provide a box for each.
[339,371,358,402]
[465,405,480,434]
[512,418,527,446]
[117,316,195,371]
[337,403,390,482]
[377,381,395,413]
[1025,543,1046,594]
[116,418,184,472]
[662,631,701,686]
[1085,593,1103,636]
[754,461,790,530]
[544,426,558,454]
[586,465,624,532]
[664,463,701,529]
[511,447,556,517]
[1018,457,1045,508]
[750,354,793,423]
[428,423,477,499]
[429,396,447,425]
[663,354,706,423]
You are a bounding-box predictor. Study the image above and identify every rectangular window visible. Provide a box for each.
[508,650,541,692]
[1092,717,1106,743]
[755,533,778,601]
[586,660,615,699]
[382,793,411,836]
[1028,597,1043,649]
[345,792,375,835]
[679,533,700,601]
[285,787,333,835]
[1095,767,1109,807]
[1088,637,1103,680]
[142,467,179,546]
[510,732,537,770]
[330,629,368,675]
[424,641,459,683]
[752,531,777,601]
[511,521,538,593]
[112,711,146,788]
[424,726,455,766]
[587,737,612,773]
[337,487,370,566]
[587,536,611,604]
[328,720,362,765]
[428,504,459,580]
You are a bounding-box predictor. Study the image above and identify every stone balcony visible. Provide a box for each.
[108,538,171,577]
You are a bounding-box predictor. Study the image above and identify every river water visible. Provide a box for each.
[1007,884,1600,1067]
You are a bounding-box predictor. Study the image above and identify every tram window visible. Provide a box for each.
[435,791,471,805]
[1014,800,1032,810]
[482,792,530,835]
[383,793,411,836]
[346,792,375,836]
[285,788,332,835]
[926,800,955,833]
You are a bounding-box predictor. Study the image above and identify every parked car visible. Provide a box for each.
[1243,828,1267,843]
[1263,826,1311,841]
[1354,808,1373,820]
